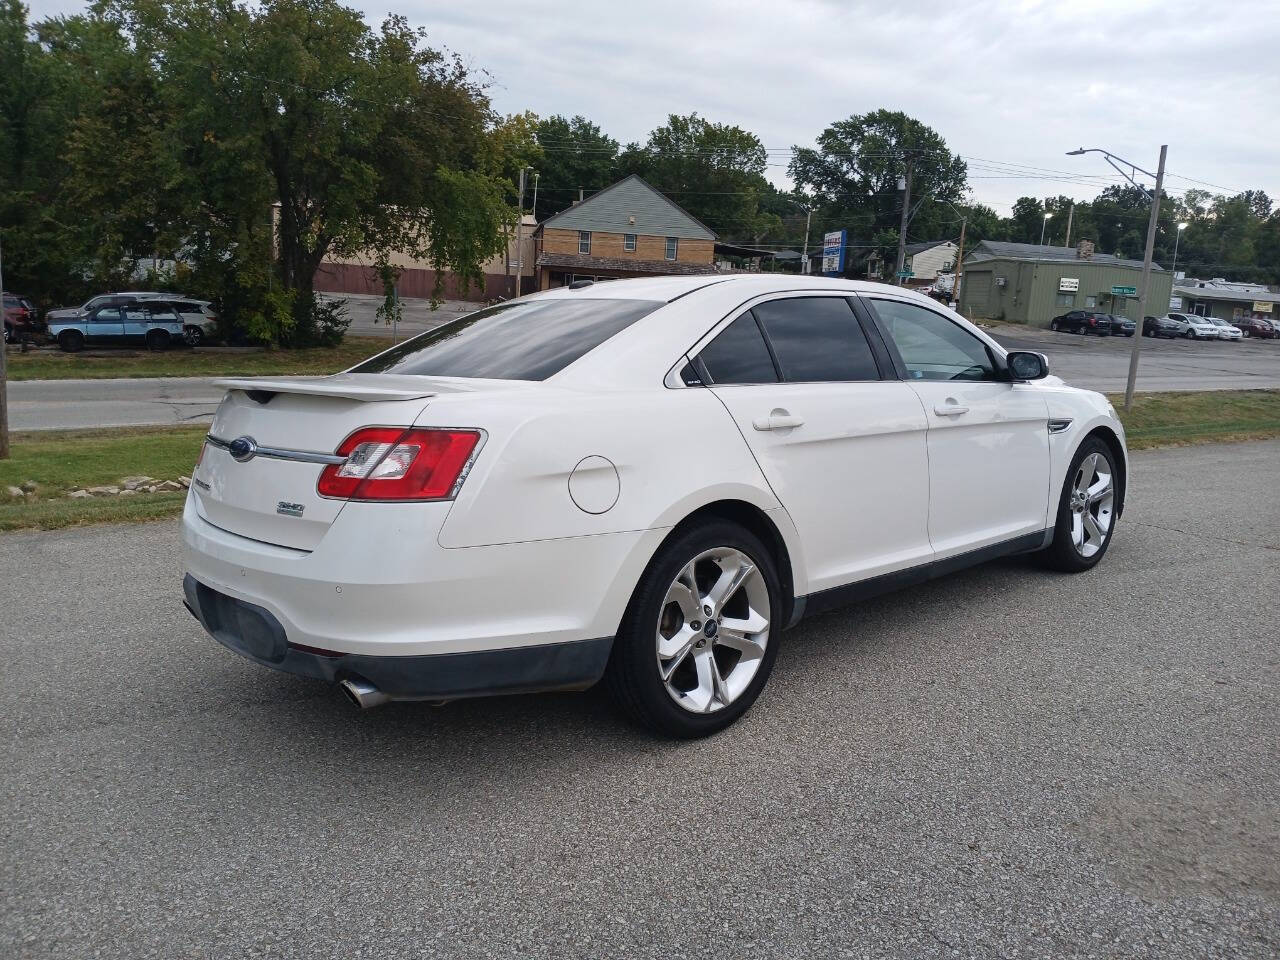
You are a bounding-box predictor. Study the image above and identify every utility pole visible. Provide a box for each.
[952,217,967,310]
[0,226,8,459]
[1064,202,1075,248]
[512,166,527,298]
[799,203,812,275]
[531,172,540,224]
[895,154,914,285]
[1068,145,1168,410]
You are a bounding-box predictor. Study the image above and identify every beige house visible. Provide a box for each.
[533,175,718,289]
[314,215,537,302]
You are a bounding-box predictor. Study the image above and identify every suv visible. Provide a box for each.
[1050,310,1111,335]
[1233,316,1277,339]
[1143,315,1181,338]
[160,298,218,346]
[46,299,184,352]
[3,292,41,343]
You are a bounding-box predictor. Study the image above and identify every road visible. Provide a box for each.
[8,320,1280,431]
[3,440,1278,958]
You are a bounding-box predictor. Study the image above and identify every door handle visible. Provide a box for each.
[752,410,805,431]
[933,401,969,417]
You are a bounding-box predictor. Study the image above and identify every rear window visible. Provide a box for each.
[352,298,662,380]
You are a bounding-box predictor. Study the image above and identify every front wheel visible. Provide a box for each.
[59,330,84,353]
[1042,438,1118,572]
[604,520,782,738]
[1050,320,1059,332]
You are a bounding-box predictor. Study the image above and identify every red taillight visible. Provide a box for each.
[317,427,482,501]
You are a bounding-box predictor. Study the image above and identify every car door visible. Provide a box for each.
[121,302,151,342]
[86,306,124,343]
[691,293,933,593]
[861,295,1051,559]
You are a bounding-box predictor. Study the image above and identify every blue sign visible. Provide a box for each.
[822,229,846,276]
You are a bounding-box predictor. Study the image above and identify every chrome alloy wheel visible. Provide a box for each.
[1069,452,1114,558]
[656,547,770,714]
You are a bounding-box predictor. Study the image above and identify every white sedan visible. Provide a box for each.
[182,276,1127,737]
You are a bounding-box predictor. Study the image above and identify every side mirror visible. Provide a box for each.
[1007,351,1049,381]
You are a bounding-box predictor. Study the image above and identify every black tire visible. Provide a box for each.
[603,519,783,738]
[1126,332,1134,337]
[184,325,203,347]
[145,329,170,351]
[1041,436,1119,573]
[59,330,84,353]
[1050,320,1059,332]
[3,323,11,344]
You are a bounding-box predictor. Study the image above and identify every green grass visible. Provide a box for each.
[4,336,389,381]
[0,425,206,531]
[1113,389,1280,449]
[2,390,1279,533]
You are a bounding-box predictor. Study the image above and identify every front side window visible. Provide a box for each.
[624,234,637,252]
[352,298,661,381]
[696,313,778,385]
[751,297,880,382]
[868,299,998,382]
[578,231,591,254]
[91,307,122,324]
[665,237,678,260]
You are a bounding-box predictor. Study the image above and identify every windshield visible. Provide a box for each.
[351,297,663,381]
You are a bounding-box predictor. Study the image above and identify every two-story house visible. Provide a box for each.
[533,175,718,289]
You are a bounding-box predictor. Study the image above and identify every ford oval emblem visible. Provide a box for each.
[228,436,258,463]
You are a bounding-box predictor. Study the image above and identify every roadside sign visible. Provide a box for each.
[822,229,846,276]
[897,269,913,279]
[1111,285,1137,296]
[1253,300,1273,313]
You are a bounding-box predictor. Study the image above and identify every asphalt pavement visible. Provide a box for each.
[9,318,1280,431]
[3,440,1278,958]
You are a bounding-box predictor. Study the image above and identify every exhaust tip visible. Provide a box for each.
[339,677,391,710]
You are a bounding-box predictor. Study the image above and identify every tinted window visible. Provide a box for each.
[148,305,180,321]
[869,299,998,382]
[351,298,661,381]
[752,297,879,382]
[697,313,778,385]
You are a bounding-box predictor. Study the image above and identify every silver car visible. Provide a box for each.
[1205,317,1243,341]
[46,299,185,352]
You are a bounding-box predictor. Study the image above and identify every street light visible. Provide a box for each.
[1039,211,1053,246]
[1067,145,1168,410]
[1171,221,1188,280]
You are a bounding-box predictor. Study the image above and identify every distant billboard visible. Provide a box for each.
[822,229,846,276]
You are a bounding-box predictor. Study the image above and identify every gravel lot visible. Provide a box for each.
[2,440,1278,958]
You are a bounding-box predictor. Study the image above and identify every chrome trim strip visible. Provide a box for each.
[1048,419,1073,435]
[206,434,347,466]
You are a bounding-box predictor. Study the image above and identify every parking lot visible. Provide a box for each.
[3,439,1278,958]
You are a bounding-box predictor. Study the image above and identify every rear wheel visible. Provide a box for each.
[604,520,782,738]
[1042,437,1118,572]
[59,330,84,353]
[1050,320,1059,332]
[145,329,169,351]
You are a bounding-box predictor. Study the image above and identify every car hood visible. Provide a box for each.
[46,307,84,320]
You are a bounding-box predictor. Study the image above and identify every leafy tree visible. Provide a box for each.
[618,113,780,241]
[789,109,967,273]
[532,114,619,221]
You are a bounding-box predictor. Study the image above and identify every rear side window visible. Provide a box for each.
[351,298,661,380]
[752,297,880,382]
[697,313,778,384]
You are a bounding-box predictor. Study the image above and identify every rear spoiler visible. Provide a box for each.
[214,375,437,403]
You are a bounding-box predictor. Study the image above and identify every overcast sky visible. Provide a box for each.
[26,0,1280,217]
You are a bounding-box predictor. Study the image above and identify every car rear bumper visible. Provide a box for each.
[183,574,611,699]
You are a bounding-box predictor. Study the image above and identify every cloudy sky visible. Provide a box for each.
[26,0,1280,217]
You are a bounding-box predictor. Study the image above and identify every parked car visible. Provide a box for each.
[1050,310,1112,335]
[46,291,171,323]
[1106,314,1136,337]
[1169,313,1222,340]
[163,298,218,346]
[46,299,184,352]
[1233,316,1277,339]
[3,292,42,343]
[1143,315,1182,338]
[1205,317,1243,341]
[182,275,1128,737]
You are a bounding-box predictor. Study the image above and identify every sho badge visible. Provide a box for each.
[276,501,305,517]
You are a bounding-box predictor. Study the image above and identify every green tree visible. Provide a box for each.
[789,109,967,273]
[532,114,619,221]
[618,113,780,241]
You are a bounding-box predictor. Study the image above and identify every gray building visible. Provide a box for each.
[1172,277,1280,322]
[959,240,1173,328]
